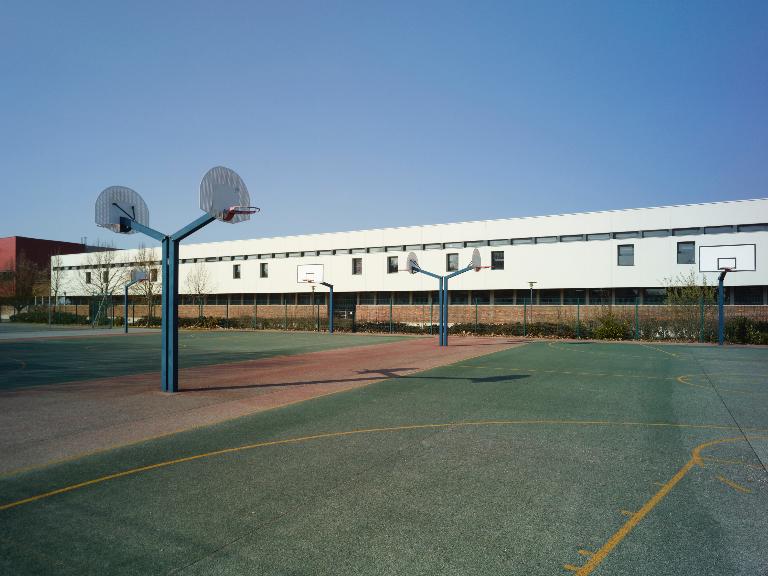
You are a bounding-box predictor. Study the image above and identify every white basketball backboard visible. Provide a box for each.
[95,186,150,234]
[297,264,324,284]
[130,269,148,283]
[699,244,756,272]
[199,166,253,224]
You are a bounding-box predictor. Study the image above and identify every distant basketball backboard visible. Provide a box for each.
[699,244,756,272]
[130,269,148,283]
[297,264,324,284]
[406,252,419,274]
[95,186,150,234]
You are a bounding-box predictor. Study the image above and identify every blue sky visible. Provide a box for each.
[1,1,766,248]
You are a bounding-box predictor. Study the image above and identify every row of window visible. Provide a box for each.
[53,223,768,272]
[617,241,698,266]
[100,286,765,306]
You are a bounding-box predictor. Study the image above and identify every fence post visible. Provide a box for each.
[284,301,288,331]
[634,297,639,340]
[474,298,478,333]
[523,302,527,337]
[389,295,393,334]
[316,297,320,332]
[429,300,433,335]
[576,300,580,339]
[699,295,704,343]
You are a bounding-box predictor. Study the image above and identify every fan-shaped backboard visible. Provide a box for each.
[471,248,481,270]
[200,166,251,224]
[130,269,148,283]
[406,252,419,274]
[95,186,150,234]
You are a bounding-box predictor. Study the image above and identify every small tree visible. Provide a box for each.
[49,254,65,311]
[185,262,213,318]
[78,243,127,323]
[664,270,716,304]
[130,245,161,321]
[11,252,44,314]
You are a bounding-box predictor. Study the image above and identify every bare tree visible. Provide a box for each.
[77,243,127,323]
[10,252,44,314]
[129,244,161,321]
[49,254,65,311]
[184,262,213,318]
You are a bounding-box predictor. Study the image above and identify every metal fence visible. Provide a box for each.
[4,299,767,345]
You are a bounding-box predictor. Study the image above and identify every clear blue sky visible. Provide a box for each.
[1,1,766,248]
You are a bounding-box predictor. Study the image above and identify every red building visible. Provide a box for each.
[0,236,92,299]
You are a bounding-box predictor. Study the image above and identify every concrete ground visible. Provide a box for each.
[1,339,767,575]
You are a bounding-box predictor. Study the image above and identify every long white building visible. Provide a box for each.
[57,198,768,307]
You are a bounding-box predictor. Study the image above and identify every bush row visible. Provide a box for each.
[8,309,767,345]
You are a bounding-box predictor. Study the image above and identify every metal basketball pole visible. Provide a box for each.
[443,262,477,346]
[320,281,334,333]
[718,269,729,346]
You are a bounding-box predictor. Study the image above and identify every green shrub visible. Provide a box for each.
[592,313,631,340]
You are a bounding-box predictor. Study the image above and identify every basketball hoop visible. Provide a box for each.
[221,205,260,222]
[474,265,491,272]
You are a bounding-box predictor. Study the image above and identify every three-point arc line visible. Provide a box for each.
[1,420,765,574]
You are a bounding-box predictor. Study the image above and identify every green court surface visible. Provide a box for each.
[2,341,767,575]
[0,331,405,389]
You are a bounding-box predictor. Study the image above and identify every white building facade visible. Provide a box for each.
[56,198,768,306]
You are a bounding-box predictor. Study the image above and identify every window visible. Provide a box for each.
[150,269,158,282]
[614,231,639,239]
[465,240,487,247]
[394,292,410,305]
[424,243,442,250]
[677,242,695,264]
[643,288,666,305]
[385,245,403,252]
[512,238,533,245]
[734,286,764,305]
[352,258,362,275]
[563,289,586,304]
[642,230,669,238]
[352,248,366,254]
[358,292,375,304]
[618,244,634,266]
[535,236,557,244]
[539,289,561,304]
[303,251,318,257]
[672,227,702,236]
[368,247,385,253]
[85,271,92,284]
[260,263,268,278]
[738,223,768,233]
[205,256,217,262]
[259,253,273,259]
[489,239,510,246]
[387,256,398,274]
[560,235,584,242]
[704,226,734,234]
[412,292,430,305]
[586,233,610,241]
[446,253,458,272]
[405,244,423,251]
[274,253,287,259]
[233,255,245,260]
[102,271,109,283]
[449,291,468,305]
[491,251,504,270]
[233,264,241,279]
[318,250,332,256]
[614,288,638,304]
[472,291,490,305]
[376,292,391,304]
[588,289,610,305]
[335,249,351,255]
[444,242,463,249]
[494,290,515,305]
[288,252,301,257]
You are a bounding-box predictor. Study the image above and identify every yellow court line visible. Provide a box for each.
[702,456,764,470]
[715,475,753,494]
[676,375,712,390]
[2,420,766,513]
[573,435,768,576]
[638,343,679,358]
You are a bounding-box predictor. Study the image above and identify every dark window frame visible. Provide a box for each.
[677,241,695,264]
[617,244,634,266]
[446,253,459,272]
[387,256,398,274]
[260,262,268,278]
[491,251,504,270]
[352,257,363,275]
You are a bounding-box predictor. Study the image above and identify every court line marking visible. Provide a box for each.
[715,475,752,494]
[702,456,764,470]
[2,419,766,513]
[572,435,767,575]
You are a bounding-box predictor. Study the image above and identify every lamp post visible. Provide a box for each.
[528,281,537,305]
